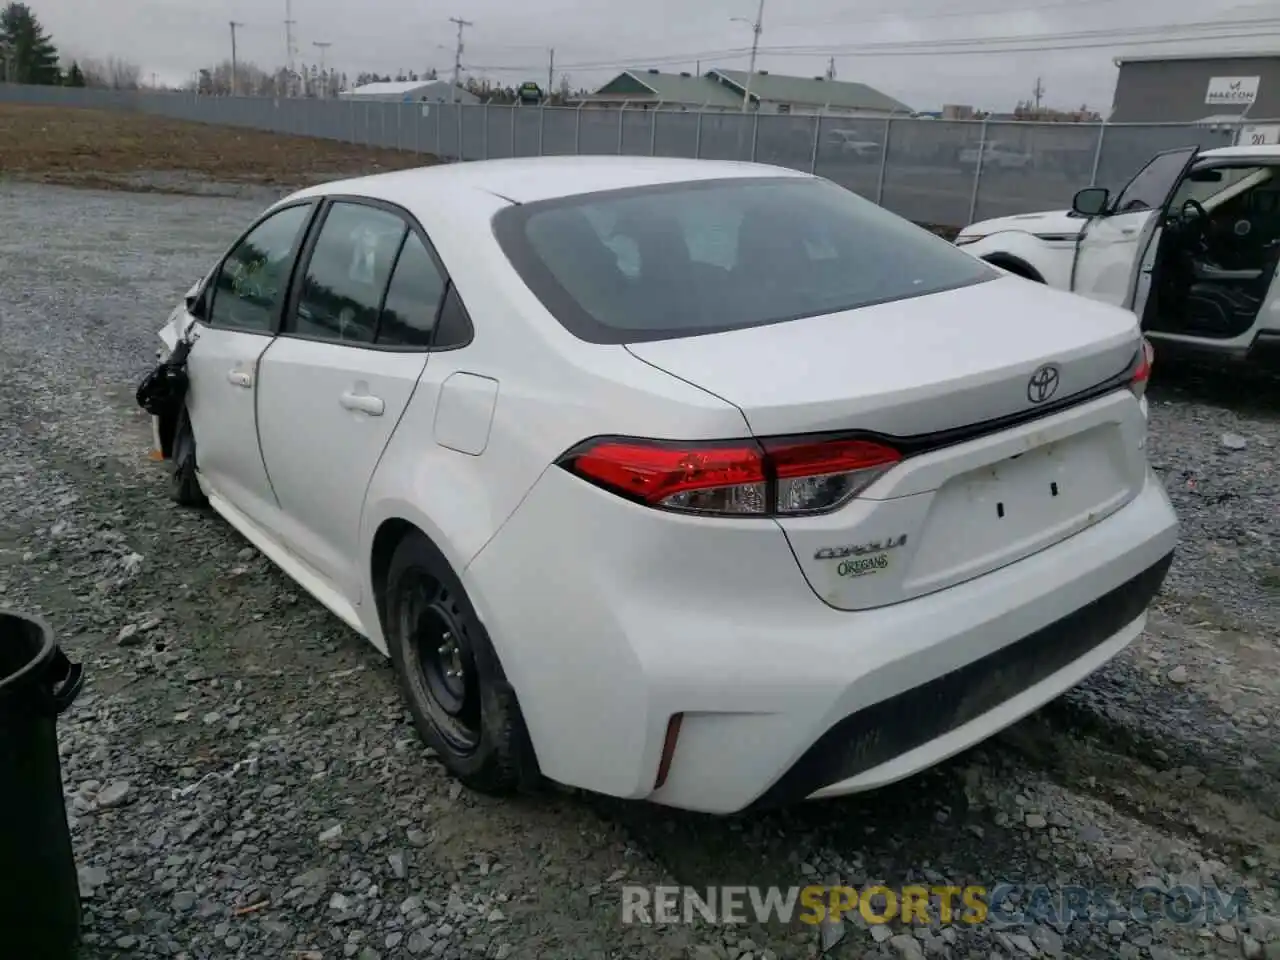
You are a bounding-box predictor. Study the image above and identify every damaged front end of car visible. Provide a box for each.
[137,283,202,461]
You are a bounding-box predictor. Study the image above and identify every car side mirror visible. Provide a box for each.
[185,284,208,320]
[1072,187,1111,217]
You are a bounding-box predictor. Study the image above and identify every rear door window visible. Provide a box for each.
[288,202,408,344]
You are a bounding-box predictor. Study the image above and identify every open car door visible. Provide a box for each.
[1070,146,1200,309]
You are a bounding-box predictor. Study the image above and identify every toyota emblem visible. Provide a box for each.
[1027,364,1061,404]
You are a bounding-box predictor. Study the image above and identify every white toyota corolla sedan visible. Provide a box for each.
[149,156,1178,814]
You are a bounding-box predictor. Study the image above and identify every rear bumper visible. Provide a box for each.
[466,467,1178,815]
[750,549,1170,809]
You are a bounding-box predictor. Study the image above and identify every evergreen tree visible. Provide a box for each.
[66,60,85,86]
[0,2,60,84]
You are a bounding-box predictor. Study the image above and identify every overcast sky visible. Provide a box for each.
[32,0,1279,112]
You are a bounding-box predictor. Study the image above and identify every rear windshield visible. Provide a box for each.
[493,176,996,344]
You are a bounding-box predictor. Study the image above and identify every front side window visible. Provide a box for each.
[207,204,312,333]
[494,176,996,344]
[1112,148,1198,214]
[290,202,408,343]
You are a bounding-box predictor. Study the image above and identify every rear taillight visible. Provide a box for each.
[557,434,902,517]
[1130,338,1154,398]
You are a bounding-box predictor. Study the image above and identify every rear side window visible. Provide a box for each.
[377,233,447,348]
[494,177,995,344]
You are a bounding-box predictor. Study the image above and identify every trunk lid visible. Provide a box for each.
[626,275,1150,610]
[625,275,1139,438]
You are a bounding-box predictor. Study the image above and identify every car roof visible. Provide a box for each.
[288,155,814,208]
[1199,143,1280,162]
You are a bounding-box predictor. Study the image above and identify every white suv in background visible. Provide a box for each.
[149,157,1177,814]
[956,143,1280,368]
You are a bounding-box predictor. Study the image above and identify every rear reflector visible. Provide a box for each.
[654,713,684,790]
[557,434,902,517]
[1130,338,1154,399]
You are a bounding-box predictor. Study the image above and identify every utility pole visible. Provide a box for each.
[1032,76,1045,113]
[448,16,472,103]
[733,0,765,113]
[229,21,243,96]
[284,0,297,97]
[313,41,331,97]
[547,48,554,98]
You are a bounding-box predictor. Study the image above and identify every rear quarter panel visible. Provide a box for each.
[355,185,752,649]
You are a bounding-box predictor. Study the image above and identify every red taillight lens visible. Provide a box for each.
[1130,338,1154,398]
[558,434,902,517]
[565,439,767,515]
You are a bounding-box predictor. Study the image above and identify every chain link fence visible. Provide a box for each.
[1,83,1266,228]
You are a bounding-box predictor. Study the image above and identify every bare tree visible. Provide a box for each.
[185,59,279,96]
[105,56,140,89]
[77,54,141,89]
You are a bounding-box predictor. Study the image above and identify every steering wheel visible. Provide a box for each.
[1180,198,1208,223]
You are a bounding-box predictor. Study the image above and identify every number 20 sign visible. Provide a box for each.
[1241,125,1280,146]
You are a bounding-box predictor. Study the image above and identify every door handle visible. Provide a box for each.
[1120,227,1137,236]
[227,369,253,388]
[339,391,384,416]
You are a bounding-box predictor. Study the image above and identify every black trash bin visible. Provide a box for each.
[0,610,85,960]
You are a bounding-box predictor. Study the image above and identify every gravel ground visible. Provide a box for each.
[1,178,1278,960]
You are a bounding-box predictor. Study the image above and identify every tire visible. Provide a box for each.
[985,257,1044,284]
[169,406,208,508]
[384,532,538,795]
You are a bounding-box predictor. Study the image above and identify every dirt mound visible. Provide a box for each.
[0,103,430,192]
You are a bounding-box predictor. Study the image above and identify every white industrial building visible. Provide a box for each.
[340,80,480,104]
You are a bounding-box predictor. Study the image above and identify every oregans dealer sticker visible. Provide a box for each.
[837,554,890,578]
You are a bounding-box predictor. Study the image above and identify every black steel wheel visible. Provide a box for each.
[398,574,482,754]
[383,531,539,794]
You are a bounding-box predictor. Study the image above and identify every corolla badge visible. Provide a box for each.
[814,535,908,561]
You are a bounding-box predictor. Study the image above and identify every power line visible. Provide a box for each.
[467,16,1280,73]
[766,0,1132,30]
[769,29,1280,58]
[760,15,1280,53]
